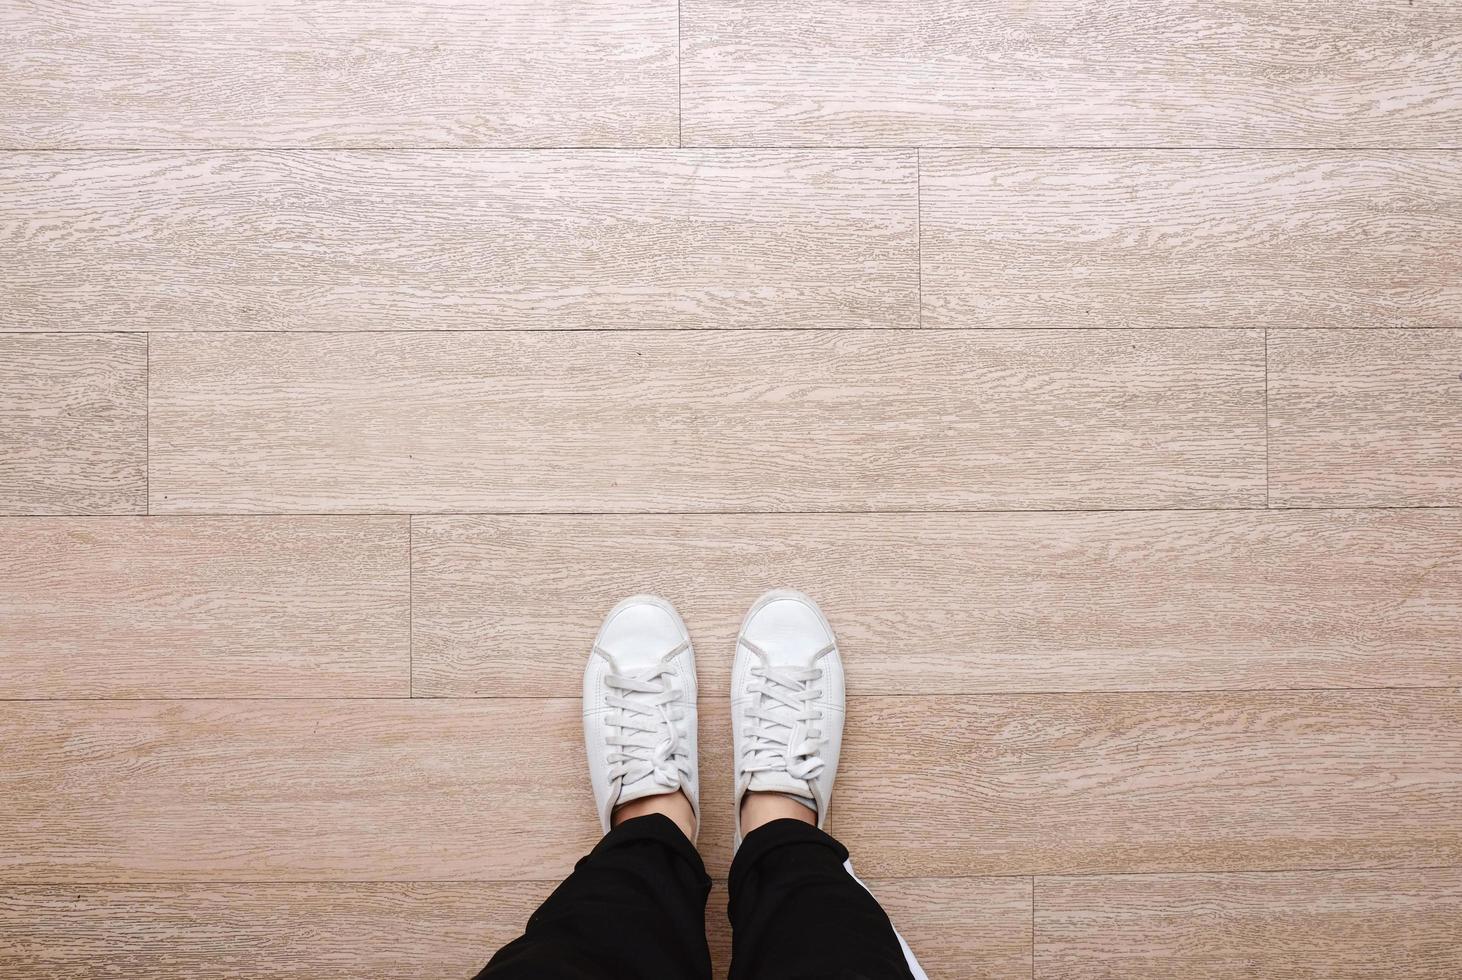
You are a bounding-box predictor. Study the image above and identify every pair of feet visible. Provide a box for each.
[584,590,845,847]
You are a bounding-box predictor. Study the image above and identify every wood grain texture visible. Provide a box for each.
[922,151,1462,330]
[0,334,145,515]
[0,517,409,698]
[411,510,1462,697]
[1269,330,1462,506]
[0,699,600,883]
[3,692,1455,882]
[0,0,677,147]
[0,151,916,332]
[680,0,1462,147]
[1035,868,1462,979]
[836,690,1462,883]
[809,691,1462,878]
[148,330,1265,513]
[0,882,548,980]
[0,876,1029,979]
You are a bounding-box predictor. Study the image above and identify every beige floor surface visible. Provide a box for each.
[2,2,1460,977]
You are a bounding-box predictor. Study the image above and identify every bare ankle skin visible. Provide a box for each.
[612,789,695,841]
[739,790,815,836]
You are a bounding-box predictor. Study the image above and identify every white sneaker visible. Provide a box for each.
[583,595,700,839]
[732,589,845,848]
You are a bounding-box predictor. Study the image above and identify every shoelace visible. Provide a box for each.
[602,644,690,793]
[740,639,830,783]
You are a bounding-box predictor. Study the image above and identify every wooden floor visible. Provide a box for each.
[2,2,1460,977]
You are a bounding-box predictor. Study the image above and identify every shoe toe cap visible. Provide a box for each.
[596,597,688,669]
[742,593,835,664]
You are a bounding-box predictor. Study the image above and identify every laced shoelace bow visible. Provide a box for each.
[601,640,691,793]
[740,637,831,783]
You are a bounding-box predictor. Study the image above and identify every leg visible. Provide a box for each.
[730,591,926,979]
[477,595,708,979]
[477,811,712,979]
[727,814,921,980]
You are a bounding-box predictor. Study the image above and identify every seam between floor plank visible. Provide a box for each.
[4,505,1460,519]
[407,515,415,698]
[1264,326,1271,508]
[7,327,1462,335]
[144,332,151,516]
[106,506,1462,518]
[915,146,922,330]
[1030,874,1037,980]
[5,685,1456,702]
[677,0,682,148]
[13,865,1462,888]
[4,145,1460,151]
[37,326,1310,334]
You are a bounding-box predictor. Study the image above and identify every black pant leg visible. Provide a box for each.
[727,818,920,980]
[476,813,713,980]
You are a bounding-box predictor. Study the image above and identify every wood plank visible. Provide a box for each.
[1035,868,1462,979]
[0,882,550,980]
[148,330,1265,513]
[1270,329,1462,507]
[0,334,145,515]
[411,510,1462,697]
[811,691,1462,878]
[2,692,1455,882]
[0,151,916,332]
[0,517,409,698]
[0,699,598,883]
[0,1,677,147]
[0,876,1030,979]
[681,1,1462,147]
[922,151,1462,330]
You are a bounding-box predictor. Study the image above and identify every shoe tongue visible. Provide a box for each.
[617,771,678,809]
[746,768,811,799]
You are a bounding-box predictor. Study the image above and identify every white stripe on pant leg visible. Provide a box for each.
[843,860,929,980]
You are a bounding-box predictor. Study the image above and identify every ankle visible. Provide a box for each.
[612,789,696,841]
[740,791,816,836]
